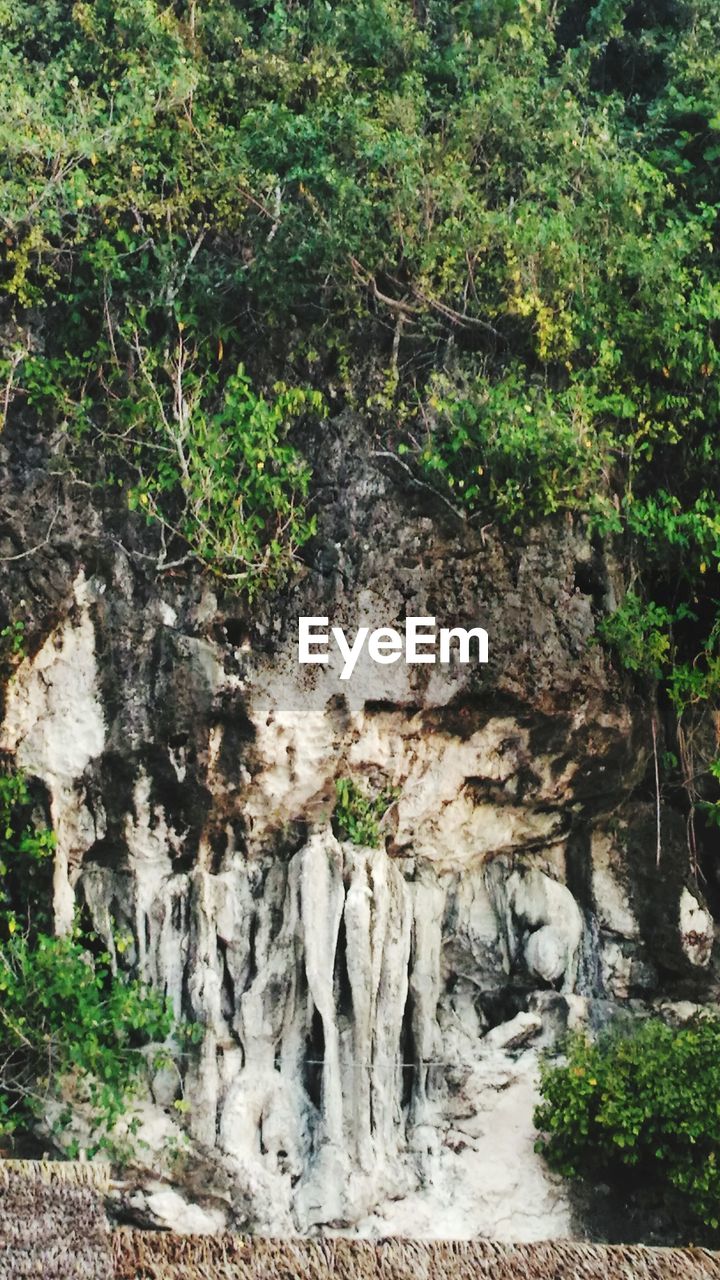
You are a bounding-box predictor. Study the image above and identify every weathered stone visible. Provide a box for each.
[0,413,715,1241]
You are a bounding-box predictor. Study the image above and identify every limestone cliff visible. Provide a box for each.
[0,412,715,1239]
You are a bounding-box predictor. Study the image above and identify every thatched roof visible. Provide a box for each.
[0,1158,110,1192]
[113,1231,720,1280]
[2,1164,720,1280]
[0,1162,112,1280]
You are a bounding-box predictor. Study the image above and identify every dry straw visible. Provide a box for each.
[0,1162,112,1280]
[113,1232,720,1280]
[3,1163,720,1280]
[0,1158,111,1192]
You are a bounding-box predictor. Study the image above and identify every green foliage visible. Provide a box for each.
[0,768,174,1157]
[121,356,325,593]
[415,369,613,530]
[0,620,25,677]
[667,645,720,719]
[333,777,397,848]
[0,925,174,1156]
[0,770,55,935]
[535,1018,720,1232]
[597,594,686,679]
[0,0,719,717]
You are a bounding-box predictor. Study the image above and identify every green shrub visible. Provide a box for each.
[0,770,55,934]
[0,769,175,1157]
[535,1018,720,1231]
[333,777,397,848]
[597,593,680,679]
[413,368,613,531]
[0,925,174,1156]
[122,358,325,595]
[0,620,25,675]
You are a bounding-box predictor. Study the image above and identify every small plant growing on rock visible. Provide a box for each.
[597,594,678,679]
[0,620,26,677]
[0,769,55,932]
[535,1017,720,1233]
[332,778,398,848]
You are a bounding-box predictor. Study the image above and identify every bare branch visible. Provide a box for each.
[370,450,467,523]
[0,502,62,563]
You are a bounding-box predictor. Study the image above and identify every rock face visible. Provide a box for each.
[0,413,716,1238]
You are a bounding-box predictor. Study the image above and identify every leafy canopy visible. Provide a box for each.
[1,2,720,711]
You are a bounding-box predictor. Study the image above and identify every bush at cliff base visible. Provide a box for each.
[0,768,175,1157]
[535,1017,720,1231]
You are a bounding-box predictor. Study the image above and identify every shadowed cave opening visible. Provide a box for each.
[306,1007,325,1112]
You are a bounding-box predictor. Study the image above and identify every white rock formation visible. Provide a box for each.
[0,572,106,932]
[487,861,584,994]
[0,579,713,1241]
[679,887,714,968]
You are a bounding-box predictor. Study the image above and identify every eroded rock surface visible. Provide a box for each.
[0,414,716,1238]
